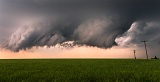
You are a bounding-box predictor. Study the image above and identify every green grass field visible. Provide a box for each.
[0,59,160,82]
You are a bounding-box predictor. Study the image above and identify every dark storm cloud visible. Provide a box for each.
[0,0,160,51]
[116,20,160,47]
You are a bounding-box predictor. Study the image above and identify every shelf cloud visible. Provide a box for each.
[0,0,160,52]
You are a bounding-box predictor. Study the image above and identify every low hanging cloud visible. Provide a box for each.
[116,20,160,47]
[0,0,160,52]
[4,15,134,51]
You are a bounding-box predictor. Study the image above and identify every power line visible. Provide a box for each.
[141,41,148,60]
[133,50,136,59]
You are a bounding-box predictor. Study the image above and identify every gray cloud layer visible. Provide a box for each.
[0,0,160,52]
[116,20,160,47]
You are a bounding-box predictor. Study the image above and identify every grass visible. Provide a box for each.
[0,59,160,82]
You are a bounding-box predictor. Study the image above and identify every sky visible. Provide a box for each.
[0,0,160,59]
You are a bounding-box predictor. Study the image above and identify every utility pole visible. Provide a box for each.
[141,41,148,60]
[133,50,136,59]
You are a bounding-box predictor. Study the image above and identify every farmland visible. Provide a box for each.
[0,59,160,82]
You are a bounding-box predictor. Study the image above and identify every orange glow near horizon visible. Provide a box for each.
[0,46,146,59]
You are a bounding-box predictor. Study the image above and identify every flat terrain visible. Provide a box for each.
[0,59,160,82]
